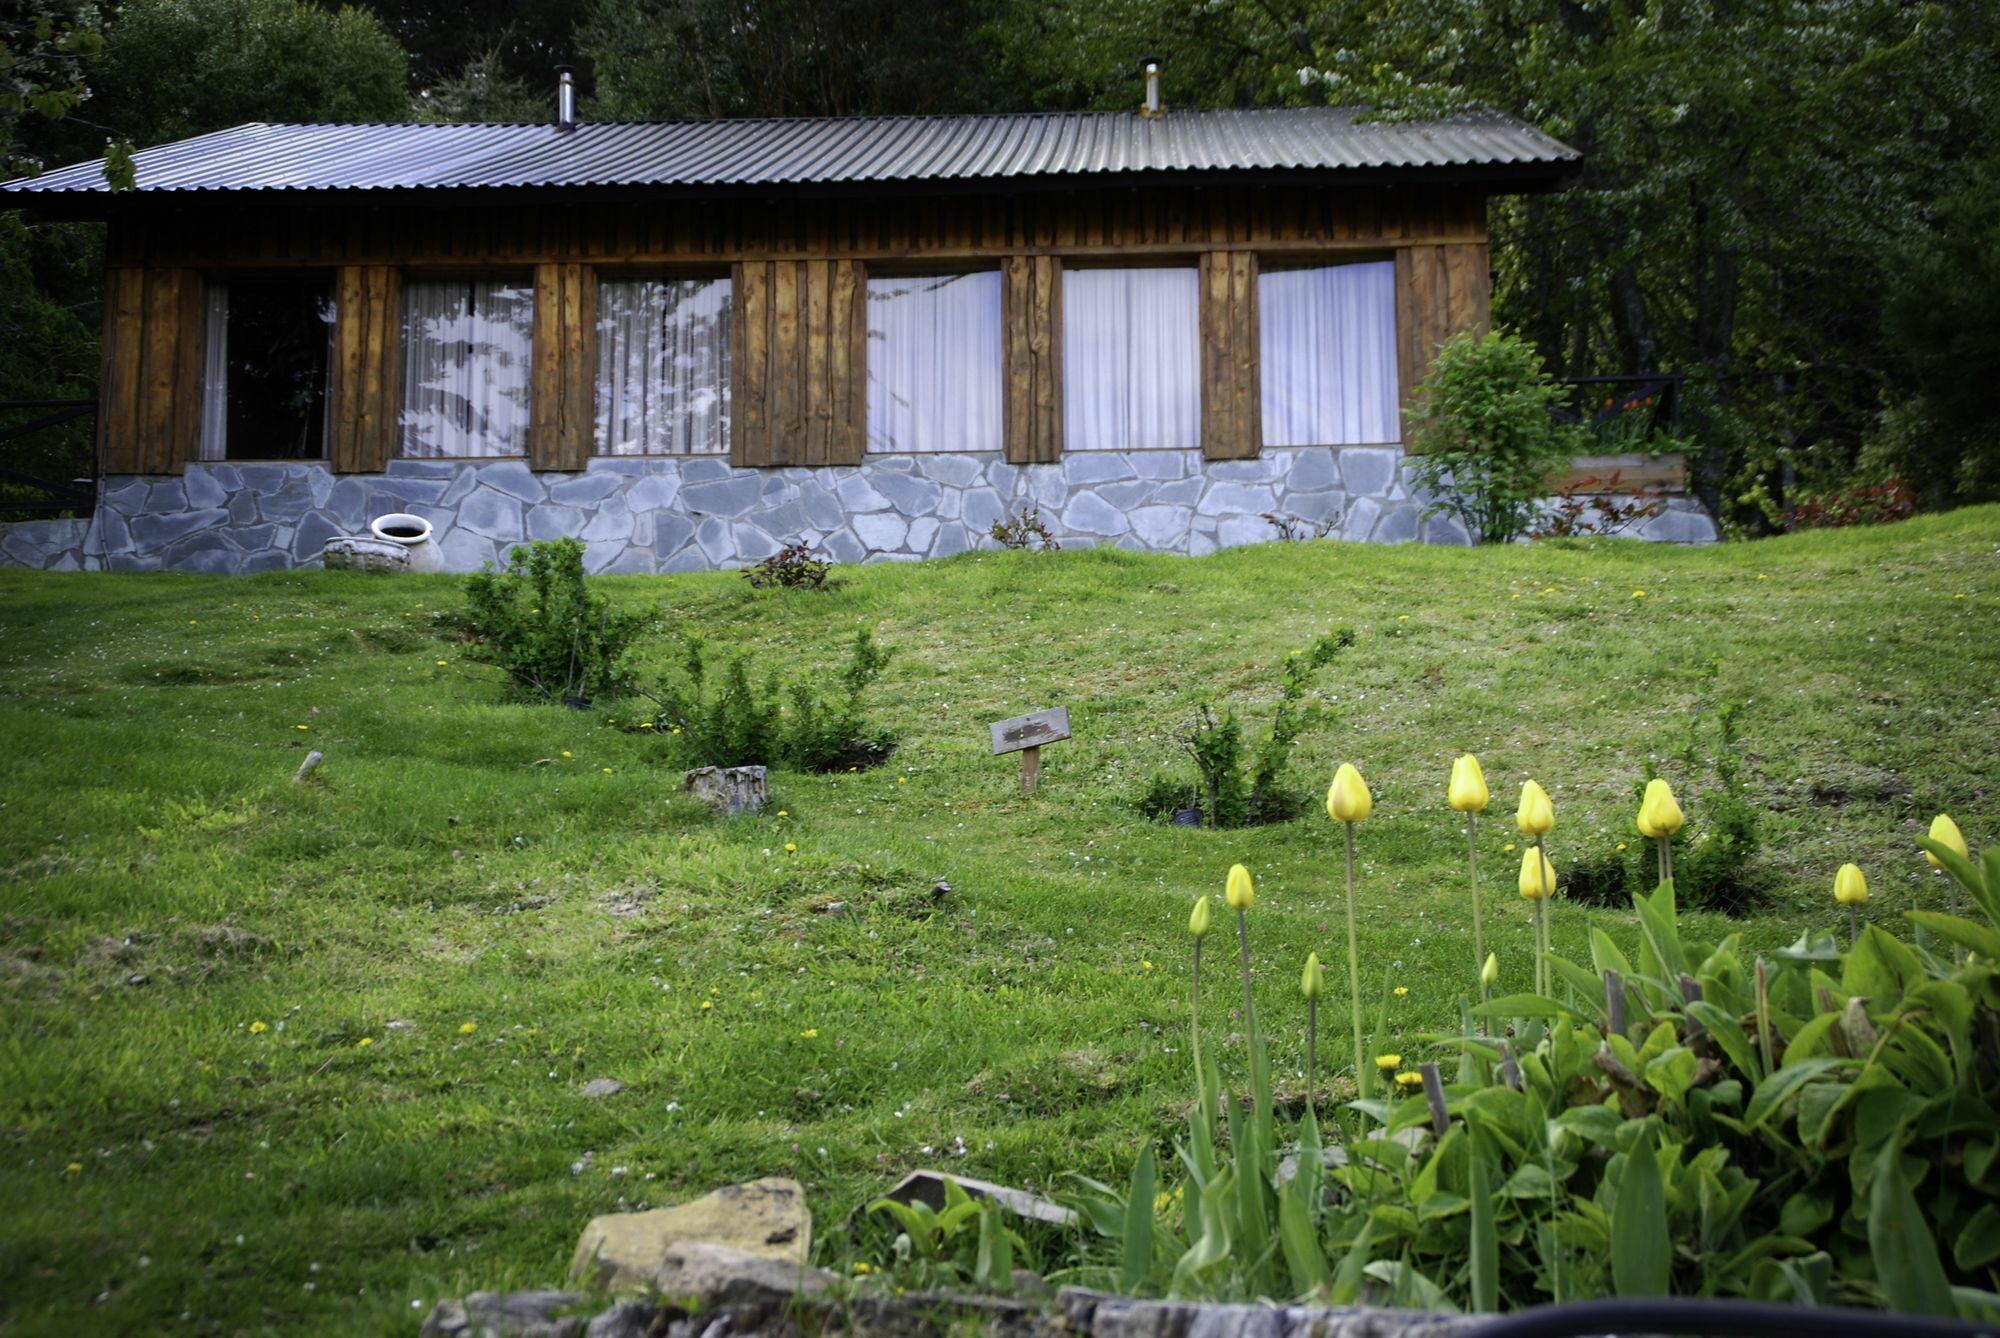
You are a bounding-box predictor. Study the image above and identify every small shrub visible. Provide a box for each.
[459,538,649,703]
[1529,471,1667,539]
[645,627,893,771]
[1261,512,1340,542]
[1150,629,1356,828]
[744,541,833,590]
[1783,477,1916,530]
[1406,329,1581,544]
[990,506,1060,551]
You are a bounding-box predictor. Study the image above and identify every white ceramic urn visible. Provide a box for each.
[369,513,444,572]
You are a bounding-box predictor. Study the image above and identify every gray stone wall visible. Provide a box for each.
[0,517,89,571]
[0,446,1717,574]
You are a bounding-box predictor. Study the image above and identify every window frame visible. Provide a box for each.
[1254,250,1402,450]
[196,269,339,465]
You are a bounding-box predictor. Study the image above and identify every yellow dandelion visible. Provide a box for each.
[1617,842,1628,852]
[801,1028,818,1038]
[1375,1054,1401,1072]
[561,751,572,758]
[700,1000,713,1012]
[294,724,310,731]
[639,721,654,728]
[65,1162,83,1175]
[1631,590,1646,599]
[1395,1071,1425,1090]
[601,767,613,774]
[459,1022,477,1035]
[853,1262,873,1275]
[1397,615,1409,621]
[435,660,448,667]
[1393,986,1408,997]
[1504,842,1517,853]
[1142,960,1154,972]
[249,1021,268,1034]
[777,810,789,818]
[358,1037,374,1048]
[785,842,797,853]
[897,776,906,784]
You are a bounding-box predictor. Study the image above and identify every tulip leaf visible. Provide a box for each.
[1547,954,1610,1017]
[1610,1127,1669,1296]
[1957,1205,2000,1272]
[1686,1000,1760,1080]
[974,1201,1015,1293]
[1869,1141,1958,1316]
[1278,1169,1328,1296]
[1745,1057,1852,1131]
[1120,1143,1155,1293]
[1843,925,1923,1009]
[1469,1138,1499,1312]
[1916,837,1999,924]
[1905,910,2000,962]
[1775,929,1844,963]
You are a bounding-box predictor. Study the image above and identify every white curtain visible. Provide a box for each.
[1259,261,1399,446]
[866,272,1001,453]
[596,277,732,455]
[400,279,535,458]
[1062,267,1199,452]
[199,286,230,462]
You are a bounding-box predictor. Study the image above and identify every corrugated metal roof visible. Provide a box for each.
[2,107,1578,198]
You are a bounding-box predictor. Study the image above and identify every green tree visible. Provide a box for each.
[89,0,408,147]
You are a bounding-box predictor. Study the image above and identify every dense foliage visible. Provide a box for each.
[645,626,893,772]
[460,537,651,702]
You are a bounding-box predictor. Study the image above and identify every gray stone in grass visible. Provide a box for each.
[419,1290,589,1338]
[651,1241,837,1307]
[681,766,768,817]
[581,1078,624,1099]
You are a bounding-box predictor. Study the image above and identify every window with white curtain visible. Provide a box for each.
[199,279,335,461]
[399,278,534,458]
[865,271,1001,453]
[1062,267,1199,452]
[1259,261,1399,446]
[596,276,731,455]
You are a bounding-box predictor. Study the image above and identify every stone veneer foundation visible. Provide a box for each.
[0,446,1717,574]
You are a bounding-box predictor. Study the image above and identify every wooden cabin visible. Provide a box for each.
[3,105,1696,575]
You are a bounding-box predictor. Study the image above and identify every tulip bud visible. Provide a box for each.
[1327,763,1374,823]
[1516,780,1554,837]
[1834,863,1868,908]
[1518,846,1556,901]
[1301,952,1324,1000]
[1636,778,1685,839]
[1926,814,1968,869]
[1225,863,1255,911]
[1188,895,1213,939]
[1448,754,1490,813]
[1480,952,1499,991]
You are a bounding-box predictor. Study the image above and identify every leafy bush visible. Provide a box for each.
[1407,330,1582,544]
[645,627,893,771]
[744,541,833,591]
[459,538,650,703]
[1046,811,2000,1316]
[1141,631,1355,828]
[991,505,1061,552]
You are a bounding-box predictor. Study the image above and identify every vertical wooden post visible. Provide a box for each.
[1020,745,1041,795]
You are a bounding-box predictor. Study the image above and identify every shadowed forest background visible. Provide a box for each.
[3,0,1997,528]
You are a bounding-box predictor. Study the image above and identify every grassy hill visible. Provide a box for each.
[2,509,1996,1333]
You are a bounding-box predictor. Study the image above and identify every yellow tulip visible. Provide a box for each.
[1518,846,1556,901]
[1448,754,1490,813]
[1516,780,1554,837]
[1834,863,1868,908]
[1327,763,1374,823]
[1636,778,1685,838]
[1188,895,1213,939]
[1480,952,1499,991]
[1926,814,1968,869]
[1225,863,1255,911]
[1301,952,1324,1000]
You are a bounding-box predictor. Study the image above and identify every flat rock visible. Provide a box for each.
[568,1175,810,1292]
[651,1240,836,1307]
[420,1290,589,1338]
[580,1078,624,1099]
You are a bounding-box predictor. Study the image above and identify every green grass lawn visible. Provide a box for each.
[2,510,1996,1334]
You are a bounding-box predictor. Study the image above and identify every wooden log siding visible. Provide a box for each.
[328,265,402,474]
[1001,254,1062,464]
[1395,241,1491,450]
[101,185,1500,472]
[730,259,865,468]
[530,262,597,471]
[1199,251,1261,460]
[99,266,204,474]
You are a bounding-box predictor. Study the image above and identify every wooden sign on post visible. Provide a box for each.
[988,706,1071,796]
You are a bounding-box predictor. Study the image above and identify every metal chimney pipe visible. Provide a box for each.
[556,66,576,132]
[1142,59,1163,117]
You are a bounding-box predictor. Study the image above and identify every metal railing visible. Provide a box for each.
[0,397,96,517]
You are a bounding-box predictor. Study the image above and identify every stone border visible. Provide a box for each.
[0,446,1719,573]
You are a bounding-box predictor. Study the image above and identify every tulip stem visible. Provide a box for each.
[1236,908,1257,1054]
[1656,834,1674,891]
[1191,936,1203,1082]
[1848,905,1859,948]
[1307,996,1318,1112]
[1468,812,1484,1000]
[1344,821,1364,1092]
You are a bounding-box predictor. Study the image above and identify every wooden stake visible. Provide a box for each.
[1020,744,1041,795]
